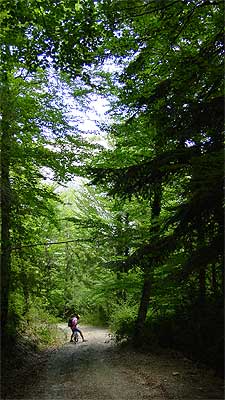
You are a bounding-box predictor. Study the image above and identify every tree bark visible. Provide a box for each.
[211,264,217,296]
[134,270,152,340]
[0,73,12,332]
[199,267,206,306]
[134,181,162,343]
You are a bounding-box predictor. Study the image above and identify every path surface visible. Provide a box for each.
[20,325,223,400]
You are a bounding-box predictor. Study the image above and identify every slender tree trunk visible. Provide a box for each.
[211,264,217,296]
[134,270,152,338]
[198,228,206,307]
[199,267,206,306]
[22,275,30,322]
[0,73,12,332]
[134,181,162,343]
[17,247,30,321]
[221,263,224,296]
[115,212,130,302]
[64,242,71,316]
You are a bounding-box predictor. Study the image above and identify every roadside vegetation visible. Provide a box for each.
[1,0,223,384]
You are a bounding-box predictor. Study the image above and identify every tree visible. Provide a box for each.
[0,73,13,329]
[0,0,105,331]
[86,0,224,338]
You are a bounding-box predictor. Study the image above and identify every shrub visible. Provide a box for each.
[108,303,138,341]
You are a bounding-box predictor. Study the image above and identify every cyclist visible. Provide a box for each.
[69,314,86,342]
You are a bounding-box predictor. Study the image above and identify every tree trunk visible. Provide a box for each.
[221,263,224,296]
[134,181,162,344]
[0,73,13,332]
[199,267,206,306]
[134,270,152,342]
[17,247,30,321]
[211,264,217,296]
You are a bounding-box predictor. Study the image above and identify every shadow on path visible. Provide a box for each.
[5,325,224,400]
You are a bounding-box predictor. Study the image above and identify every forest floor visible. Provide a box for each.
[2,324,224,400]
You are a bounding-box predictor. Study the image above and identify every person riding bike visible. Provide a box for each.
[69,313,86,342]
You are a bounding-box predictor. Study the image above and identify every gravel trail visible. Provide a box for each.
[19,324,224,400]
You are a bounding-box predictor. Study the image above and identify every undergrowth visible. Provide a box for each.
[109,301,224,376]
[5,305,65,350]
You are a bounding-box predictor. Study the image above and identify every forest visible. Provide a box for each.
[1,0,224,380]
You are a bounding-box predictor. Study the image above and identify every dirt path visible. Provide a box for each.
[19,325,223,400]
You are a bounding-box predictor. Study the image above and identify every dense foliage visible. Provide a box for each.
[86,0,224,369]
[0,0,223,373]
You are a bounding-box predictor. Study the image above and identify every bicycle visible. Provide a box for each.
[73,330,79,343]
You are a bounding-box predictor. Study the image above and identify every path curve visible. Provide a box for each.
[24,324,223,400]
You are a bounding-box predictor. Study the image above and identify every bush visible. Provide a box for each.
[83,305,109,326]
[143,302,224,374]
[29,323,65,348]
[108,303,138,341]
